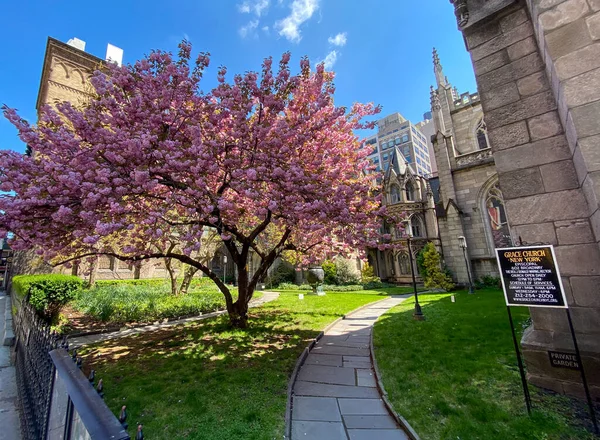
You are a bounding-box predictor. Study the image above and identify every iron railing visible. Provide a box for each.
[13,299,62,440]
[13,298,137,439]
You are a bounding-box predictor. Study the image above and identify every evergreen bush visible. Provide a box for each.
[361,262,380,284]
[335,258,361,285]
[421,243,455,292]
[322,260,337,285]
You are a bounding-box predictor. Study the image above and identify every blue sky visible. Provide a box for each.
[0,0,477,154]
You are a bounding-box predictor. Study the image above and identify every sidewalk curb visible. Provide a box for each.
[2,295,15,346]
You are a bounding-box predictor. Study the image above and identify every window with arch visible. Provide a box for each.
[390,184,400,203]
[409,214,425,237]
[476,119,489,150]
[405,181,415,201]
[398,253,411,275]
[485,182,511,248]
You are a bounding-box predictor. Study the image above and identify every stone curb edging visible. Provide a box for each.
[68,291,279,348]
[370,303,422,440]
[3,294,15,346]
[283,296,401,440]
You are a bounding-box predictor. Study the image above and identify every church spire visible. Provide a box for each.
[433,48,447,88]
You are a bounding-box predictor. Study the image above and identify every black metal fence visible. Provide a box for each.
[13,299,62,440]
[13,299,135,440]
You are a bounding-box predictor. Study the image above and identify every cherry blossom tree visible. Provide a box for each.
[0,42,397,327]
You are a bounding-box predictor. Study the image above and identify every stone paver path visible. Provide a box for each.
[290,295,410,440]
[0,291,21,440]
[70,290,279,348]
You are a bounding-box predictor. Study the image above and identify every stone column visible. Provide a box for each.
[456,0,600,399]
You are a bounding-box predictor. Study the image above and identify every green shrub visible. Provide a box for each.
[276,283,311,290]
[322,260,337,285]
[73,283,226,323]
[324,284,363,291]
[12,274,83,322]
[416,249,427,279]
[361,262,380,284]
[362,280,396,289]
[94,277,216,288]
[421,243,455,292]
[267,263,296,288]
[475,275,501,289]
[94,278,167,287]
[335,258,361,285]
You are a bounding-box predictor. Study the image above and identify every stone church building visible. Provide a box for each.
[369,148,440,284]
[449,0,600,400]
[429,49,511,285]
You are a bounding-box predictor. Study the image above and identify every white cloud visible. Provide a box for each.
[323,50,338,69]
[275,0,320,43]
[262,25,270,35]
[328,32,347,47]
[238,0,270,16]
[238,2,251,13]
[239,20,259,38]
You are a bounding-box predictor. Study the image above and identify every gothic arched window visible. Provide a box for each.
[476,119,489,150]
[390,184,400,204]
[484,182,511,248]
[405,182,415,201]
[410,214,425,238]
[398,253,411,275]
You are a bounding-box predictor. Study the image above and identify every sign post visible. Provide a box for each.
[495,245,598,433]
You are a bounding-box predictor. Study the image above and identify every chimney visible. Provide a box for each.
[66,38,86,51]
[105,43,123,66]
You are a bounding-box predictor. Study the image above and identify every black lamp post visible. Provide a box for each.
[458,235,475,294]
[404,224,425,321]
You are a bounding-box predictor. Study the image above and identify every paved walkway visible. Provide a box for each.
[0,291,21,440]
[70,290,280,347]
[290,295,411,440]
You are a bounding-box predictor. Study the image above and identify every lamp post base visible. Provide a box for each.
[413,303,425,321]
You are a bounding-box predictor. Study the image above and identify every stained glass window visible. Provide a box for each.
[485,182,511,247]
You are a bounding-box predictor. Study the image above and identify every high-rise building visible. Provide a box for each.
[363,112,433,176]
[414,117,438,175]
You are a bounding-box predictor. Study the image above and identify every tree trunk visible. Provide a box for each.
[227,265,253,328]
[165,257,178,295]
[88,256,98,287]
[179,265,198,295]
[229,300,249,328]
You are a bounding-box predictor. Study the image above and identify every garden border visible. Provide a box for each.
[68,291,279,348]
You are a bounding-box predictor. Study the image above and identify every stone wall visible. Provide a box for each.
[459,0,600,399]
[452,104,485,155]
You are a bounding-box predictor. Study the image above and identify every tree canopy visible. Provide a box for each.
[0,42,397,326]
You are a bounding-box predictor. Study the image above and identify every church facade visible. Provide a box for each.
[429,49,511,285]
[368,148,440,284]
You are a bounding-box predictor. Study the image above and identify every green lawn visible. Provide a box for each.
[373,289,597,440]
[80,287,416,440]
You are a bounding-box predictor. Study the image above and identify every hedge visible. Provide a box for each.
[12,274,83,322]
[94,276,216,288]
[275,282,395,291]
